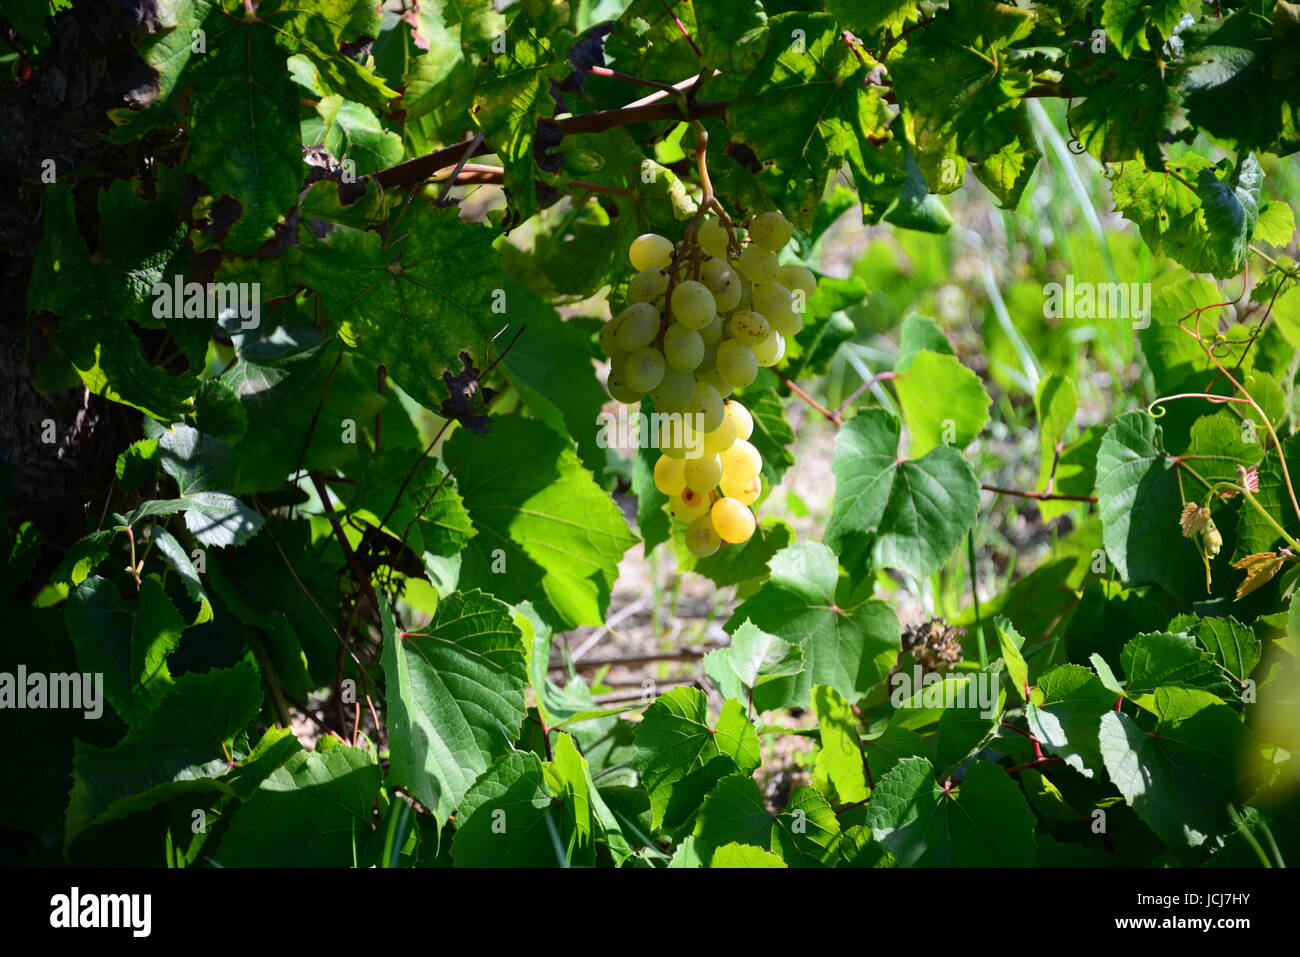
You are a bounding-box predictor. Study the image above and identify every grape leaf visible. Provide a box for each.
[693,776,841,867]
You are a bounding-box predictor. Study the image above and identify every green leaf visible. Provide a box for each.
[300,202,508,415]
[1255,201,1297,246]
[693,776,841,867]
[725,542,900,708]
[1096,411,1202,596]
[381,594,528,824]
[744,388,797,489]
[1236,434,1300,557]
[1099,705,1249,847]
[64,576,183,726]
[540,733,597,867]
[1120,631,1234,704]
[997,616,1029,702]
[1100,0,1185,57]
[450,750,573,868]
[66,662,265,847]
[631,687,761,834]
[120,492,264,549]
[811,685,868,805]
[866,757,1037,866]
[825,408,980,578]
[446,414,638,628]
[728,12,893,228]
[688,516,796,589]
[704,619,804,703]
[1064,41,1187,166]
[894,314,953,371]
[215,744,382,867]
[1026,664,1115,778]
[1181,615,1261,687]
[891,348,990,456]
[302,95,404,175]
[710,842,787,867]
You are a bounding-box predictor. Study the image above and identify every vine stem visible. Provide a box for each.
[836,370,896,416]
[980,484,1097,503]
[780,373,843,425]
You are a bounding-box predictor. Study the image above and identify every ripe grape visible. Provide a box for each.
[699,369,734,399]
[683,381,725,433]
[710,497,757,543]
[776,263,816,298]
[653,454,686,496]
[684,453,723,494]
[663,322,704,372]
[752,329,785,367]
[752,281,792,319]
[598,320,619,355]
[628,268,669,303]
[698,218,730,260]
[670,487,711,522]
[720,472,761,505]
[726,309,770,346]
[606,357,642,403]
[736,246,779,283]
[724,400,753,440]
[651,368,696,412]
[685,514,722,557]
[614,302,661,351]
[720,438,762,482]
[624,347,666,393]
[629,233,674,271]
[749,211,793,251]
[701,259,742,312]
[698,314,724,345]
[670,280,716,329]
[702,417,737,455]
[735,275,753,312]
[716,338,758,389]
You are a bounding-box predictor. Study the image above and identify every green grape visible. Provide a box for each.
[752,281,791,319]
[735,275,753,312]
[720,438,761,482]
[683,452,723,493]
[683,381,725,433]
[653,454,686,496]
[748,211,793,251]
[723,400,753,440]
[651,368,696,411]
[606,356,642,404]
[720,472,761,506]
[752,329,785,367]
[776,263,817,298]
[670,280,716,329]
[710,497,757,543]
[670,487,711,521]
[624,347,666,393]
[701,259,742,312]
[699,368,734,399]
[698,314,724,345]
[629,233,674,271]
[736,246,779,283]
[716,338,757,389]
[598,319,619,355]
[770,309,803,336]
[698,217,730,260]
[663,321,704,372]
[702,417,737,455]
[726,309,770,345]
[614,302,661,351]
[684,513,722,557]
[627,268,669,303]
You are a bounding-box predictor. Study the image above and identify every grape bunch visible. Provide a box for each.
[599,210,814,557]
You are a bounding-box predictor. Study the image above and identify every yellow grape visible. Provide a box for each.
[698,218,730,259]
[629,233,674,271]
[726,310,770,345]
[720,438,762,482]
[753,329,785,367]
[628,268,669,303]
[720,472,761,506]
[614,302,661,351]
[776,263,817,298]
[710,497,757,544]
[670,280,717,329]
[716,338,757,389]
[683,452,723,493]
[748,211,793,251]
[724,400,753,440]
[736,246,779,283]
[624,347,666,393]
[653,454,686,496]
[685,514,722,557]
[650,368,696,412]
[670,486,711,521]
[702,417,737,455]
